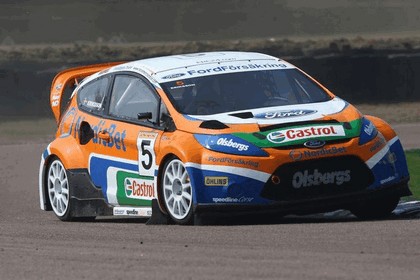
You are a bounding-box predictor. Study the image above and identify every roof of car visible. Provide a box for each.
[128,51,278,73]
[102,51,295,83]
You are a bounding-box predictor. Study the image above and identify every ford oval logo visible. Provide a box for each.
[254,109,317,119]
[304,139,326,149]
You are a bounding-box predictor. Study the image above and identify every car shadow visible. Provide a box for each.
[85,201,420,226]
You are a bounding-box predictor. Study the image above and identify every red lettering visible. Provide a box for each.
[286,129,295,139]
[129,180,155,198]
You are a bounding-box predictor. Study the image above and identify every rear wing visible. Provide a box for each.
[50,61,124,124]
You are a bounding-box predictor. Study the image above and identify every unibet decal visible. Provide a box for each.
[292,169,351,189]
[267,125,345,144]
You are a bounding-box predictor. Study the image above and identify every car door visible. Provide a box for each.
[84,73,164,207]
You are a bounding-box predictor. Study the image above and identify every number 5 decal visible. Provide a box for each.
[137,132,158,177]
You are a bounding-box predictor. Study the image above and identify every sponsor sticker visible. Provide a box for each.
[216,137,249,152]
[195,134,267,157]
[204,176,229,186]
[55,83,63,91]
[292,169,351,189]
[162,73,186,79]
[113,206,152,217]
[212,196,254,203]
[380,176,396,184]
[186,63,288,76]
[303,139,326,149]
[124,178,155,200]
[207,156,259,168]
[254,109,317,119]
[267,125,345,144]
[364,121,375,136]
[289,147,347,161]
[91,120,127,151]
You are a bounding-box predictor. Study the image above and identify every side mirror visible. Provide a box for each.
[79,121,94,145]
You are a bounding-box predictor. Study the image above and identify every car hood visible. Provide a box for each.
[184,97,346,124]
[177,97,361,134]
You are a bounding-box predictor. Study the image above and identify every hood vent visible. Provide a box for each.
[199,120,229,129]
[229,112,254,119]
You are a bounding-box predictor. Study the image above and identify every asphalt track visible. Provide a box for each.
[1,124,420,280]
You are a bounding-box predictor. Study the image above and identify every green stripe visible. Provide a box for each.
[116,170,154,206]
[233,119,361,148]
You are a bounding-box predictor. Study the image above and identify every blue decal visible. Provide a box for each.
[194,134,268,157]
[42,148,50,160]
[186,167,270,205]
[89,155,138,200]
[367,139,409,190]
[359,117,378,145]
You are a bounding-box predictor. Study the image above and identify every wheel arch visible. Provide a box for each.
[39,137,87,211]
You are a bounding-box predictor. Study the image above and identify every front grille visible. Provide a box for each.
[261,156,374,201]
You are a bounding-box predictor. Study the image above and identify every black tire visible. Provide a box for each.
[350,196,400,220]
[160,157,194,225]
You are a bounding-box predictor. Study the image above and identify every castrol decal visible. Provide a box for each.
[267,125,345,144]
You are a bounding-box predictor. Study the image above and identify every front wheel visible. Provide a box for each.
[350,195,400,220]
[161,157,194,225]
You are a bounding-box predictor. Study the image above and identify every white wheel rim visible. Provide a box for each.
[47,160,69,217]
[163,159,192,220]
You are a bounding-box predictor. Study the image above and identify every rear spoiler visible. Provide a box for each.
[50,61,125,124]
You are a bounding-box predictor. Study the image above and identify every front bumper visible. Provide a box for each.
[194,177,411,216]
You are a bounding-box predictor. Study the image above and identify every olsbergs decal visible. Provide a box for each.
[292,169,351,189]
[194,134,268,156]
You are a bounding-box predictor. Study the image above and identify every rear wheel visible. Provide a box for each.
[161,157,194,225]
[350,196,400,220]
[47,158,72,221]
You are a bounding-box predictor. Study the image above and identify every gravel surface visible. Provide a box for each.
[0,129,419,280]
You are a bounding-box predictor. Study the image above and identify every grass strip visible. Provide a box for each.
[406,149,420,200]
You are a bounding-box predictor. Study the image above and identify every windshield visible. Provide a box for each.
[161,69,332,115]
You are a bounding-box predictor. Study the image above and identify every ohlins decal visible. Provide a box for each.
[292,169,351,189]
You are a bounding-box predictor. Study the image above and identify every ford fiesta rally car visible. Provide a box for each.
[39,51,411,224]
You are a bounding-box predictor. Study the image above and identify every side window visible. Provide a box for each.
[109,75,159,123]
[78,77,109,113]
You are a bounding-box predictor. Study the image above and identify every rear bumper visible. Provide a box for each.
[194,177,411,216]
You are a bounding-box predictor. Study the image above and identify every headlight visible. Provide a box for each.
[194,134,268,157]
[358,117,378,145]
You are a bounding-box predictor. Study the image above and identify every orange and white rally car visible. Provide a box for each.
[39,51,411,224]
